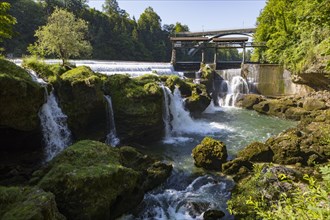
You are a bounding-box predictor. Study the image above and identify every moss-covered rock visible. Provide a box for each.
[0,59,45,131]
[184,84,211,116]
[303,97,327,111]
[238,94,265,109]
[0,59,45,150]
[192,137,227,171]
[285,107,309,120]
[164,75,192,97]
[22,57,69,83]
[54,66,107,141]
[253,99,290,117]
[104,74,164,143]
[0,186,64,220]
[222,157,253,181]
[237,142,274,162]
[33,140,171,220]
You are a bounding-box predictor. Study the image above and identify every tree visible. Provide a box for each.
[103,0,126,17]
[3,0,46,57]
[0,2,16,51]
[30,8,92,65]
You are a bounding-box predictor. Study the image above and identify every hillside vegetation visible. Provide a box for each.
[252,0,330,75]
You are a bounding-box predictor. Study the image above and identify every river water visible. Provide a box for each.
[121,104,297,219]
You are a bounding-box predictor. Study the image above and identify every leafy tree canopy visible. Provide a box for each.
[252,0,330,73]
[29,8,92,65]
[0,2,16,50]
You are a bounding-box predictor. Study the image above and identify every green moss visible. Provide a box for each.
[55,67,106,140]
[164,75,192,96]
[0,186,64,220]
[34,140,171,219]
[60,66,101,86]
[192,137,228,171]
[104,74,163,143]
[35,140,141,219]
[237,142,274,162]
[22,56,69,83]
[0,59,44,131]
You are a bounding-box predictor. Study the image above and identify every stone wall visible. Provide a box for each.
[242,64,313,96]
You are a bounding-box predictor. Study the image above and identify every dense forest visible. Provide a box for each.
[1,0,244,62]
[252,0,330,74]
[1,0,189,61]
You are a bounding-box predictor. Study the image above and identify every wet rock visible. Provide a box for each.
[285,107,309,120]
[192,137,227,171]
[239,94,265,109]
[203,209,225,220]
[0,186,65,220]
[267,128,304,165]
[54,66,107,141]
[104,74,164,143]
[0,59,44,150]
[303,98,327,111]
[237,142,274,162]
[222,157,253,181]
[33,140,172,220]
[185,92,211,116]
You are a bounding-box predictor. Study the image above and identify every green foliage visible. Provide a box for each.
[253,0,330,74]
[0,2,16,52]
[3,0,45,57]
[29,8,92,65]
[228,164,330,220]
[22,56,68,82]
[2,0,188,61]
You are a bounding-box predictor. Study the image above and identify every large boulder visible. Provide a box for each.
[33,140,172,220]
[238,94,265,109]
[192,137,227,171]
[104,74,164,143]
[185,84,211,116]
[253,99,290,117]
[303,97,327,111]
[0,186,64,220]
[54,66,107,141]
[0,59,45,149]
[237,142,274,162]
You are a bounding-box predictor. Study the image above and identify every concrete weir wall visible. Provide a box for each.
[242,64,314,96]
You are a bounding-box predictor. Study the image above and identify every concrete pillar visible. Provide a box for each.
[213,46,217,69]
[242,42,246,64]
[201,49,205,64]
[170,48,176,65]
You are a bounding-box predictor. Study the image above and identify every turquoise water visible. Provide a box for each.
[122,107,297,220]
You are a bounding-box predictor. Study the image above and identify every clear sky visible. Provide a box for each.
[88,0,266,32]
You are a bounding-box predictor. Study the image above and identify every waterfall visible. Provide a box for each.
[39,91,72,161]
[104,95,120,147]
[161,85,172,139]
[217,69,249,107]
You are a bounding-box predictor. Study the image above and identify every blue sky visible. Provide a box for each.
[88,0,266,32]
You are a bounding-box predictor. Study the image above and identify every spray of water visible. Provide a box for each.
[39,91,72,161]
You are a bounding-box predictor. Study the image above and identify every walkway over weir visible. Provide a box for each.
[170,28,266,71]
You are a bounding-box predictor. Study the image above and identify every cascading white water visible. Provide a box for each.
[124,175,234,220]
[161,85,172,139]
[104,95,120,147]
[39,91,72,161]
[217,69,249,107]
[161,86,233,144]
